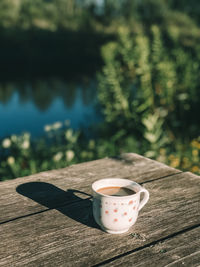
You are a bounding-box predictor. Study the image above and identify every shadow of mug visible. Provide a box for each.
[16,182,99,230]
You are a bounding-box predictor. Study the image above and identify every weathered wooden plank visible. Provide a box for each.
[0,153,180,223]
[101,227,200,267]
[0,172,199,267]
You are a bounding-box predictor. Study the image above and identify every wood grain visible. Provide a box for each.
[0,171,199,267]
[0,153,180,223]
[101,227,200,267]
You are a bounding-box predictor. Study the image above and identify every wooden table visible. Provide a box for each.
[0,153,200,267]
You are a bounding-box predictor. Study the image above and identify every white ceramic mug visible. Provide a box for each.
[92,178,149,234]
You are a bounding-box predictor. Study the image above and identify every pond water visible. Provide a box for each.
[0,78,101,138]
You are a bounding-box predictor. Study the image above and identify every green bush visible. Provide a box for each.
[97,7,200,170]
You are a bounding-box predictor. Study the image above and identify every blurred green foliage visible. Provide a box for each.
[97,2,200,174]
[0,0,92,30]
[1,0,200,180]
[0,121,129,180]
[96,0,200,175]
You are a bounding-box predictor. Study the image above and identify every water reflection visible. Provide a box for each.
[0,78,97,110]
[0,78,100,137]
[0,83,15,104]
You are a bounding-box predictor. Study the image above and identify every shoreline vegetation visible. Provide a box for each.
[1,0,200,180]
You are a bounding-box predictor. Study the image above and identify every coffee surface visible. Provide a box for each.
[97,186,135,196]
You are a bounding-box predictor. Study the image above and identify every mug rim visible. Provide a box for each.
[92,178,143,199]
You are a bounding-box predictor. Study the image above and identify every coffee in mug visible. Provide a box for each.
[97,186,136,196]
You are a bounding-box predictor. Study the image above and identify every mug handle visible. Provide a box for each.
[138,188,149,211]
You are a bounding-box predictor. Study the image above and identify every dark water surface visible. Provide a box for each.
[0,78,100,138]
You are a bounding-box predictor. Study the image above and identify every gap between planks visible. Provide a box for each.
[0,198,92,225]
[0,171,181,225]
[141,171,182,184]
[92,223,200,267]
